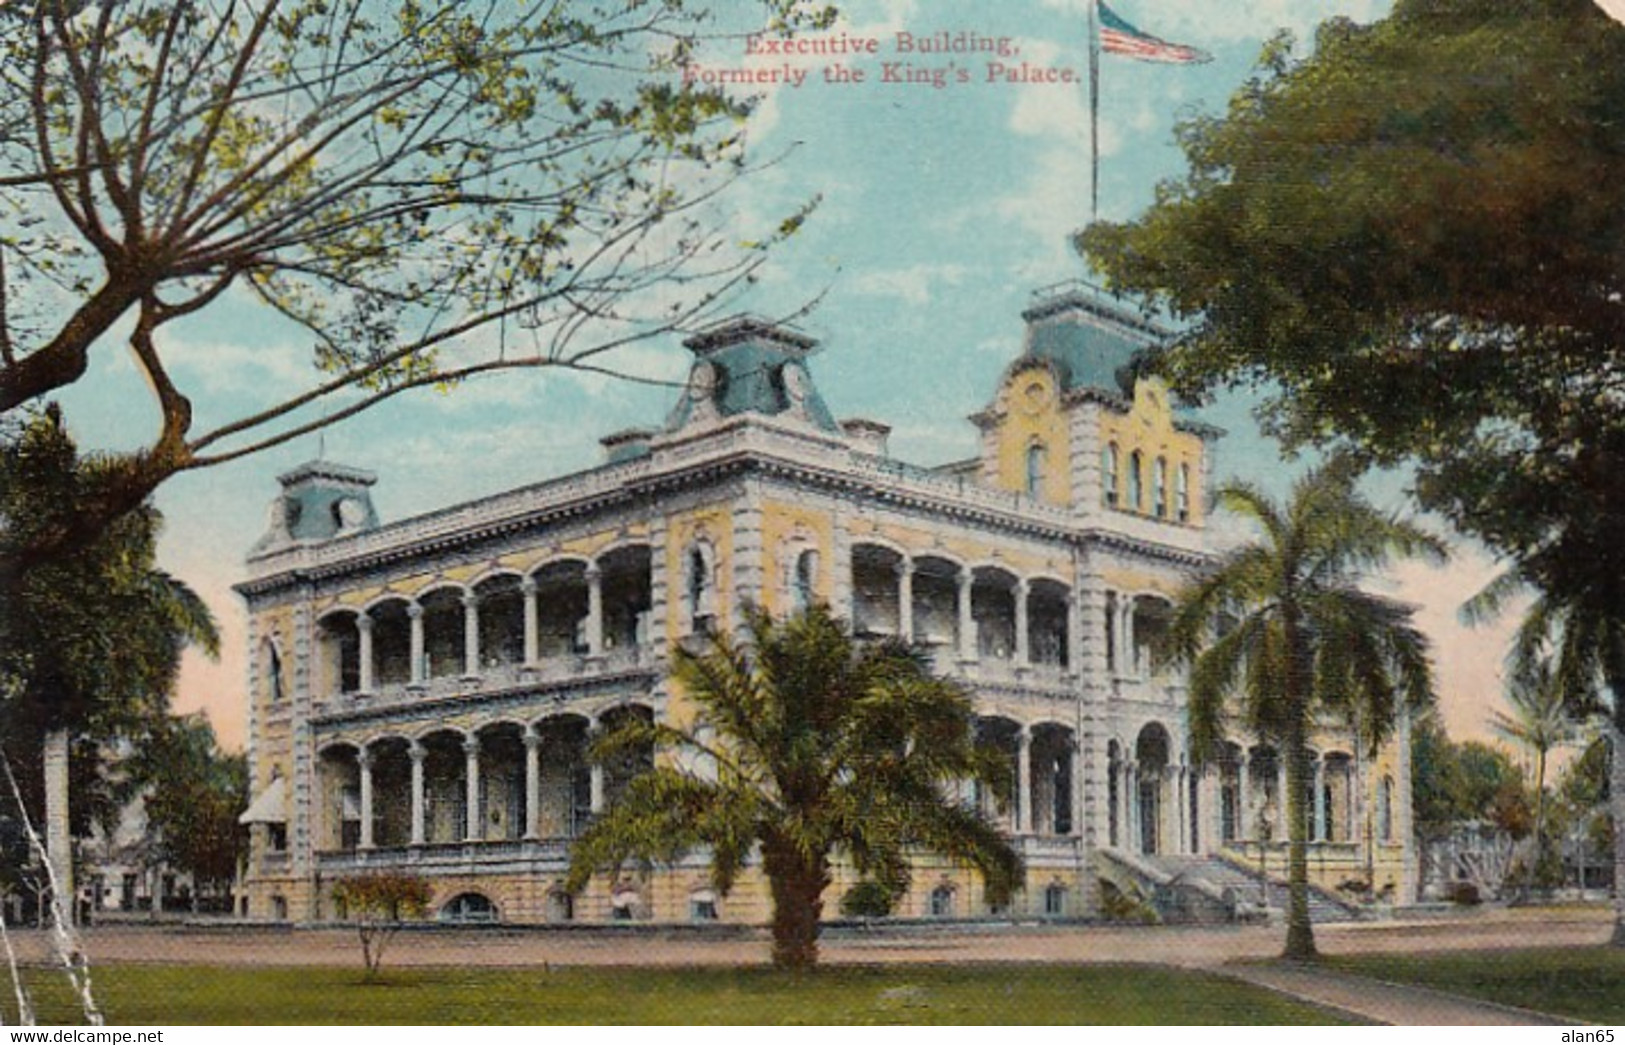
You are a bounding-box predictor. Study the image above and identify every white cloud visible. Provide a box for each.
[852,262,969,306]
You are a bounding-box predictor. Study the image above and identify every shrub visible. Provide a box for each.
[839,879,896,919]
[330,873,432,979]
[1446,881,1481,906]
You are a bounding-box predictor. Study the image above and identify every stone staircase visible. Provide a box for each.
[1101,849,1363,924]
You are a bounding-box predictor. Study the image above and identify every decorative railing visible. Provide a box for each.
[316,839,573,874]
[319,644,658,713]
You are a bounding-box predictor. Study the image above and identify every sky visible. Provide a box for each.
[53,0,1519,754]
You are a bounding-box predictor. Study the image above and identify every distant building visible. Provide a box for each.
[235,282,1414,924]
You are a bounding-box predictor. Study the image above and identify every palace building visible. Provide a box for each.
[235,281,1416,925]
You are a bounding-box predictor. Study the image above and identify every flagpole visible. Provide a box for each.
[1087,0,1101,219]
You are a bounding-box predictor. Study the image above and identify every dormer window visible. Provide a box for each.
[1128,451,1144,512]
[1153,457,1168,518]
[1177,464,1191,523]
[791,549,819,612]
[1102,443,1120,508]
[686,542,716,635]
[1025,443,1046,498]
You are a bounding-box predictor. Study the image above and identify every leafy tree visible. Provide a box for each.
[1490,660,1579,893]
[566,604,1023,969]
[0,0,831,570]
[1076,0,1625,941]
[115,714,247,911]
[0,406,217,916]
[1161,463,1441,959]
[330,873,432,980]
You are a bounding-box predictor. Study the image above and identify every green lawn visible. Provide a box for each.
[12,963,1353,1025]
[1330,947,1625,1023]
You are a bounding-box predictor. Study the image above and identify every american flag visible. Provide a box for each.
[1097,1,1212,64]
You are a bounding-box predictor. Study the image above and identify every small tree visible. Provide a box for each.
[330,873,432,980]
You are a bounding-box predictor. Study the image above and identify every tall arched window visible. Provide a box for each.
[1153,457,1168,518]
[1380,776,1395,842]
[264,640,285,703]
[686,543,716,635]
[1102,443,1120,507]
[791,548,819,612]
[1176,463,1191,523]
[1128,451,1144,512]
[1025,442,1046,498]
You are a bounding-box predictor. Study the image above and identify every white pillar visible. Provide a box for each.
[1017,727,1033,834]
[521,577,540,666]
[1014,579,1030,666]
[586,564,604,658]
[464,736,482,842]
[897,559,914,641]
[43,728,73,927]
[1126,763,1139,852]
[957,568,975,662]
[462,591,481,678]
[590,717,606,814]
[357,612,374,693]
[409,741,426,846]
[524,727,542,841]
[1119,601,1136,677]
[358,748,375,850]
[408,602,426,687]
[1277,758,1289,838]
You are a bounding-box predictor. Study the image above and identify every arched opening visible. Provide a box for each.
[611,886,642,921]
[1043,882,1068,917]
[315,613,359,696]
[370,599,413,687]
[475,574,525,672]
[1153,456,1169,518]
[474,723,526,842]
[971,567,1018,661]
[689,889,719,921]
[598,705,654,808]
[1324,752,1355,843]
[1102,443,1120,508]
[1249,745,1282,841]
[1031,723,1075,837]
[536,715,592,838]
[599,545,653,652]
[928,884,955,918]
[419,730,470,844]
[789,547,820,613]
[1131,595,1174,678]
[911,556,961,651]
[851,544,903,638]
[533,560,589,659]
[1025,442,1046,497]
[316,744,360,851]
[1380,775,1395,843]
[1128,450,1144,511]
[419,587,464,680]
[974,717,1021,832]
[1027,579,1070,669]
[369,737,413,848]
[546,889,574,923]
[1176,462,1191,523]
[440,892,497,924]
[1136,723,1171,855]
[684,541,717,636]
[262,639,287,704]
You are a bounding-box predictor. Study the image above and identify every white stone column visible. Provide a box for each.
[1014,579,1030,666]
[358,748,375,850]
[462,591,481,679]
[1066,589,1082,676]
[408,602,426,687]
[1276,758,1289,838]
[1126,763,1139,852]
[1119,601,1136,677]
[586,563,604,658]
[1017,727,1033,834]
[590,717,606,814]
[1175,765,1188,854]
[463,736,482,842]
[897,559,914,641]
[357,612,374,693]
[409,741,426,846]
[524,726,542,841]
[43,729,72,926]
[957,568,976,662]
[1398,705,1419,901]
[521,577,540,666]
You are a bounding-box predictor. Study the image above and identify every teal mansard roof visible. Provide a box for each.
[665,316,841,434]
[1019,280,1169,398]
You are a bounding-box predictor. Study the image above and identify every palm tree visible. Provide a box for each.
[1162,463,1442,960]
[1465,575,1625,942]
[565,603,1024,968]
[1490,660,1579,895]
[0,406,219,926]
